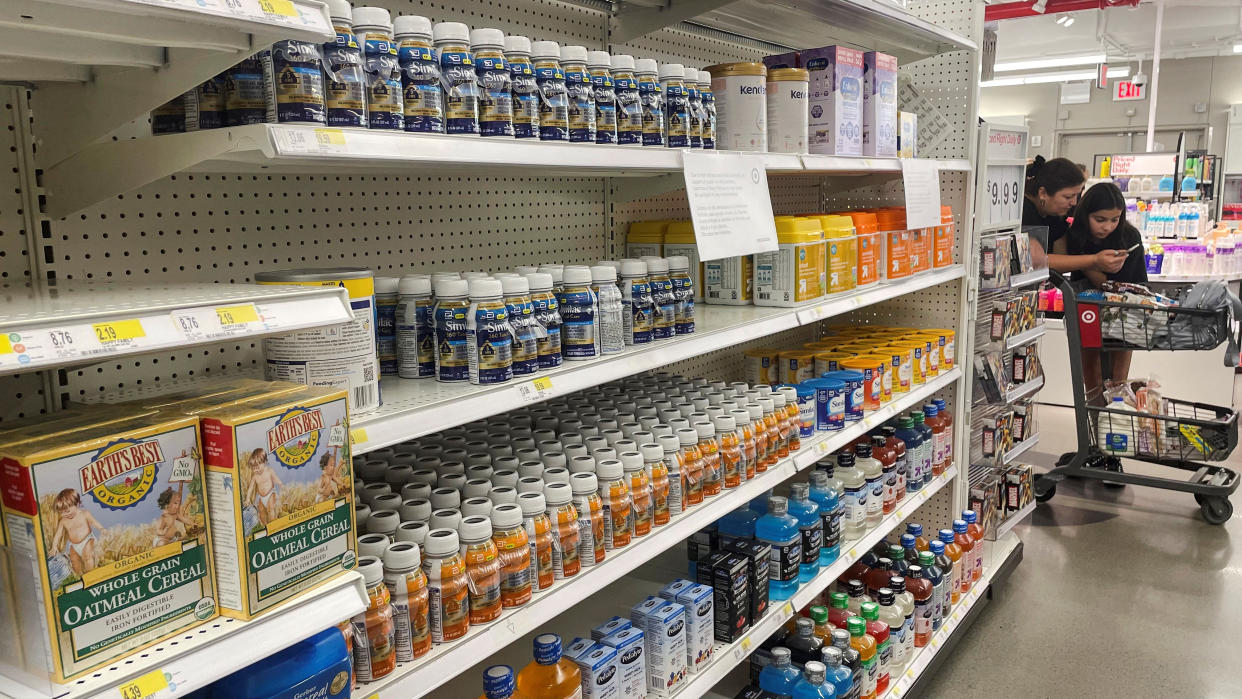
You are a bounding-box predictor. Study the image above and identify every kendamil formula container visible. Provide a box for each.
[846,211,882,288]
[754,217,826,307]
[819,214,857,295]
[255,268,381,415]
[766,68,809,154]
[663,221,703,302]
[706,62,767,152]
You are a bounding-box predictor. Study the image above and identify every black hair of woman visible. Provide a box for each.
[1068,182,1140,242]
[1025,155,1086,198]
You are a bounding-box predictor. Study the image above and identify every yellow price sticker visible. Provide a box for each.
[532,376,553,391]
[215,304,260,326]
[741,638,752,652]
[350,428,369,445]
[117,669,169,699]
[315,128,347,146]
[93,319,145,343]
[258,0,297,16]
[906,669,916,678]
[782,602,794,616]
[0,335,11,354]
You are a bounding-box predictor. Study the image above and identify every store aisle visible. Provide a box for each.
[922,400,1242,698]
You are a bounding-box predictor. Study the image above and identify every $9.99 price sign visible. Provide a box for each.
[984,165,1023,227]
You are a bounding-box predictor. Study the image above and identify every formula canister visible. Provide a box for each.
[766,68,808,154]
[705,62,767,152]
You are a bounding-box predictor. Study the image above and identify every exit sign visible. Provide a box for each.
[1113,80,1147,101]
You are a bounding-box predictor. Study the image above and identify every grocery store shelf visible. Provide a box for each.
[990,501,1036,541]
[357,367,965,698]
[44,123,973,217]
[2,571,366,699]
[1005,376,1044,403]
[8,0,332,167]
[611,0,976,64]
[1004,324,1046,350]
[1009,268,1049,289]
[350,268,964,454]
[669,465,959,699]
[1149,271,1242,283]
[1002,434,1040,465]
[0,282,352,376]
[1124,190,1198,200]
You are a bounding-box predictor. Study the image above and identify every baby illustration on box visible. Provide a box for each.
[51,489,104,576]
[244,447,284,525]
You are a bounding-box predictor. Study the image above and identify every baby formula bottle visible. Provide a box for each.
[383,542,432,662]
[491,503,532,608]
[588,50,618,144]
[396,275,435,379]
[502,276,540,376]
[471,28,514,137]
[668,255,696,335]
[646,257,677,340]
[323,0,367,128]
[459,515,503,624]
[466,278,514,385]
[642,442,671,526]
[559,266,600,360]
[518,492,555,593]
[351,556,397,680]
[423,528,470,642]
[731,408,757,481]
[619,258,654,345]
[375,275,399,375]
[543,482,581,579]
[506,35,539,138]
[571,472,606,567]
[686,67,703,148]
[434,277,471,383]
[591,264,625,355]
[524,272,563,369]
[266,40,327,124]
[394,14,444,133]
[353,7,403,130]
[660,63,690,148]
[679,427,704,507]
[716,414,742,490]
[622,450,653,537]
[612,54,643,145]
[697,420,722,497]
[634,58,665,147]
[225,53,267,126]
[434,21,480,134]
[532,41,569,141]
[659,433,685,515]
[698,69,716,149]
[597,459,633,549]
[560,46,596,143]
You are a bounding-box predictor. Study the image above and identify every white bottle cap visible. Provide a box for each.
[659,434,682,453]
[570,471,599,494]
[779,386,798,402]
[619,259,648,276]
[611,54,635,71]
[500,276,530,295]
[635,58,658,74]
[713,414,736,433]
[562,265,593,284]
[469,278,504,298]
[462,497,494,518]
[400,497,432,522]
[517,476,544,494]
[432,21,470,43]
[371,493,402,511]
[360,481,391,504]
[357,555,385,586]
[596,458,623,480]
[392,14,433,38]
[463,478,491,499]
[396,520,428,544]
[375,276,400,293]
[409,467,437,486]
[640,442,664,461]
[326,0,353,22]
[659,63,685,80]
[383,541,421,570]
[505,35,532,54]
[424,528,460,556]
[619,451,644,470]
[518,491,546,516]
[462,271,492,280]
[591,448,616,463]
[667,255,690,271]
[677,427,698,446]
[431,271,462,282]
[645,257,669,274]
[357,533,391,559]
[518,461,543,480]
[491,502,523,528]
[694,421,714,439]
[352,6,392,30]
[524,272,554,292]
[438,472,467,491]
[772,392,787,408]
[746,403,763,420]
[490,486,518,504]
[470,27,505,48]
[430,487,460,510]
[531,41,562,60]
[492,468,519,487]
[587,50,612,68]
[544,480,572,505]
[590,265,617,282]
[730,409,751,425]
[560,45,588,63]
[544,467,570,485]
[466,463,494,480]
[401,482,431,501]
[459,514,493,542]
[436,278,469,298]
[569,455,596,474]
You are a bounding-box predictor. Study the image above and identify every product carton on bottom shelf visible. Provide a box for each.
[567,637,622,699]
[630,596,688,693]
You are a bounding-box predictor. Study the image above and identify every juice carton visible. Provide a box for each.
[198,386,356,619]
[802,45,864,156]
[601,626,646,698]
[568,640,621,699]
[0,412,215,682]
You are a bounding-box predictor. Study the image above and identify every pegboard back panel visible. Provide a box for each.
[902,0,980,161]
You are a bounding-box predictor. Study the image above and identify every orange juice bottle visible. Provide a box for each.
[746,403,768,473]
[716,414,742,489]
[759,397,783,464]
[678,427,704,506]
[623,451,653,537]
[732,408,757,481]
[543,482,581,580]
[642,443,671,527]
[382,542,432,662]
[351,556,397,681]
[459,516,503,624]
[848,616,878,699]
[491,503,533,608]
[777,389,801,453]
[697,421,722,497]
[597,459,633,549]
[570,472,606,566]
[423,528,470,642]
[518,492,555,593]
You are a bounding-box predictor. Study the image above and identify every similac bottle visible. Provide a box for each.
[570,472,606,567]
[747,403,769,474]
[622,451,653,537]
[646,257,677,341]
[779,386,802,454]
[934,398,953,469]
[642,442,671,526]
[383,542,432,662]
[531,41,569,141]
[731,408,757,482]
[893,417,922,494]
[396,275,435,379]
[433,21,480,134]
[619,259,654,345]
[351,556,397,681]
[910,411,934,489]
[323,0,367,128]
[560,45,596,143]
[466,278,514,385]
[459,516,503,624]
[590,265,625,355]
[517,492,555,593]
[524,273,563,369]
[757,496,802,600]
[659,434,686,516]
[394,14,444,133]
[668,255,696,335]
[678,427,705,506]
[434,278,471,383]
[837,451,866,540]
[635,58,665,147]
[504,35,539,138]
[502,276,540,376]
[716,414,742,490]
[937,529,963,605]
[854,442,883,526]
[788,482,823,584]
[963,510,985,586]
[660,63,690,148]
[612,54,643,146]
[696,420,722,497]
[491,504,532,608]
[596,459,633,550]
[587,50,618,144]
[470,28,514,137]
[697,69,716,149]
[543,482,581,580]
[685,67,703,148]
[355,8,403,130]
[559,266,600,361]
[952,519,975,594]
[514,634,582,699]
[860,602,890,695]
[808,470,841,567]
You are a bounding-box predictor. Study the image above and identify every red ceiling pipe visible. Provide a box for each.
[984,0,1140,22]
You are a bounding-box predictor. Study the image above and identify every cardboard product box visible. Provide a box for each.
[803,46,864,156]
[566,636,598,661]
[687,525,718,568]
[898,111,918,157]
[862,51,898,157]
[724,538,770,622]
[601,627,646,698]
[763,52,800,70]
[593,615,633,641]
[630,596,688,693]
[570,640,622,699]
[700,551,749,643]
[673,583,715,674]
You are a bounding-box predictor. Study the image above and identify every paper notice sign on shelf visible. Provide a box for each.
[682,150,779,262]
[900,158,942,230]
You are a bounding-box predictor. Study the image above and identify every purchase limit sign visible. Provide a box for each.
[683,150,779,261]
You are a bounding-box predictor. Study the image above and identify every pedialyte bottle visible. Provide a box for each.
[587,50,617,144]
[394,14,444,133]
[466,278,514,385]
[525,272,563,369]
[532,41,568,141]
[668,255,696,335]
[660,63,689,148]
[396,275,435,379]
[353,7,403,130]
[266,40,326,124]
[645,257,676,341]
[433,278,471,382]
[558,266,600,360]
[322,0,366,128]
[560,45,596,143]
[434,21,480,135]
[697,69,716,149]
[471,28,514,137]
[501,276,540,376]
[590,265,625,355]
[636,58,665,147]
[611,54,643,146]
[505,35,540,138]
[618,258,653,345]
[685,67,703,148]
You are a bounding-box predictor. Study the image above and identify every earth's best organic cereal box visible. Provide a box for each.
[0,412,215,682]
[199,386,355,619]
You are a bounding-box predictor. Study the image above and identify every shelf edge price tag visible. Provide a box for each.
[216,303,261,328]
[516,376,554,404]
[258,0,297,16]
[314,128,348,151]
[350,428,369,446]
[94,319,145,344]
[117,668,169,699]
[0,335,10,355]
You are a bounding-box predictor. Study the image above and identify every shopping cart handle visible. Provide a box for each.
[1048,268,1072,294]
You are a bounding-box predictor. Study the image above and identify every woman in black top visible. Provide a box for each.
[1023,156,1127,277]
[1052,182,1146,401]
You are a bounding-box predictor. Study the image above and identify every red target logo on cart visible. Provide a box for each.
[1078,303,1102,348]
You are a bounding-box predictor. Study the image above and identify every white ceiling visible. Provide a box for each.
[995,1,1242,64]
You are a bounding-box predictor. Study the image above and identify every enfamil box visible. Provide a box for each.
[804,45,864,156]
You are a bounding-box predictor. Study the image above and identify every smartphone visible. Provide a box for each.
[1121,242,1142,254]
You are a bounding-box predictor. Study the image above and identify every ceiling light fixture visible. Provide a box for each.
[1056,13,1069,24]
[981,66,1129,87]
[993,53,1107,72]
[1063,16,1074,26]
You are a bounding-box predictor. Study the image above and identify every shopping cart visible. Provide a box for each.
[1034,270,1240,524]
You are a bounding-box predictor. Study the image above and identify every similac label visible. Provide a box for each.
[549,504,581,579]
[686,82,702,148]
[575,494,606,567]
[615,71,642,145]
[590,67,618,144]
[639,75,664,146]
[266,40,326,124]
[621,277,654,345]
[434,299,470,382]
[505,295,541,376]
[664,456,684,516]
[475,49,515,136]
[509,55,540,138]
[844,484,866,527]
[649,277,676,340]
[466,299,514,385]
[559,286,601,359]
[324,24,366,128]
[462,540,502,625]
[663,80,688,147]
[565,63,597,143]
[361,34,403,130]
[386,569,432,662]
[396,295,435,379]
[700,86,715,149]
[398,41,445,133]
[535,61,569,141]
[376,291,398,375]
[671,273,695,334]
[524,513,555,592]
[529,290,563,368]
[225,55,267,126]
[185,76,226,131]
[439,46,480,134]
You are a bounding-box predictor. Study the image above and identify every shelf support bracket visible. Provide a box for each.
[610,0,736,43]
[613,172,686,203]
